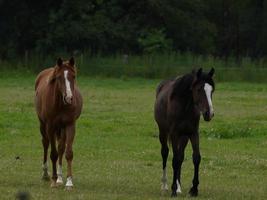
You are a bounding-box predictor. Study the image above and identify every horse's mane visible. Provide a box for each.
[171,73,195,99]
[171,71,215,99]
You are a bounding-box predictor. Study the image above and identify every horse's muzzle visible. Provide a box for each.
[203,111,214,121]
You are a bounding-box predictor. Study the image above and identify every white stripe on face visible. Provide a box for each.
[204,83,214,118]
[64,70,73,98]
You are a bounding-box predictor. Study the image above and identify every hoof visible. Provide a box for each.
[171,191,177,197]
[50,181,58,188]
[65,177,73,187]
[42,173,50,181]
[56,176,63,186]
[65,186,73,191]
[161,184,168,191]
[189,187,198,197]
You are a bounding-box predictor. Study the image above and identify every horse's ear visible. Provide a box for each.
[208,67,215,77]
[69,57,75,66]
[57,57,63,67]
[197,68,202,79]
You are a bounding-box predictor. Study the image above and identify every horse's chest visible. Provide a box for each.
[56,113,72,124]
[46,110,75,126]
[177,120,198,133]
[169,113,200,134]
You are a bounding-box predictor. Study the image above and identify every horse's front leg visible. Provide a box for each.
[65,123,75,189]
[189,133,201,196]
[47,125,58,187]
[56,128,66,185]
[171,135,189,197]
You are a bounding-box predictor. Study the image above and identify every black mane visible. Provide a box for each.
[171,73,195,99]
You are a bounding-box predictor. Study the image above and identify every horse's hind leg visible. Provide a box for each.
[189,133,201,197]
[40,122,50,180]
[56,128,66,185]
[159,129,169,191]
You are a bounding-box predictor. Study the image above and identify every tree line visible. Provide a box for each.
[0,0,266,59]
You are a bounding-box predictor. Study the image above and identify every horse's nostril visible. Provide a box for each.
[64,96,73,104]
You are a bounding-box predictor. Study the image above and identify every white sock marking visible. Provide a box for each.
[56,165,63,184]
[66,176,73,187]
[204,83,214,118]
[176,180,182,193]
[43,162,48,170]
[161,168,168,190]
[57,165,62,176]
[42,162,49,179]
[64,70,72,99]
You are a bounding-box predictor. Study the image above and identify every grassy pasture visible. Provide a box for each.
[0,74,267,199]
[2,52,267,82]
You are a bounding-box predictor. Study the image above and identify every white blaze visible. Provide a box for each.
[204,83,214,117]
[64,70,72,98]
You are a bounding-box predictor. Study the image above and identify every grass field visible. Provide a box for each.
[0,74,267,199]
[2,52,267,82]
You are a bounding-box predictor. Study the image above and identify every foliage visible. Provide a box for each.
[1,0,267,59]
[138,29,172,53]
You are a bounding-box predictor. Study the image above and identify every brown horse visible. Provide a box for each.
[154,68,215,197]
[35,57,83,189]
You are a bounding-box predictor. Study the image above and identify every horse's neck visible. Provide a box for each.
[181,92,195,111]
[49,83,64,109]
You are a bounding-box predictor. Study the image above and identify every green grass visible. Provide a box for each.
[2,52,267,82]
[0,74,267,199]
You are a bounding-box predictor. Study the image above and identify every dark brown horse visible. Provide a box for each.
[154,68,215,197]
[35,57,83,189]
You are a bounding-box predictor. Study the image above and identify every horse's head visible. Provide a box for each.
[51,57,76,105]
[191,68,215,121]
